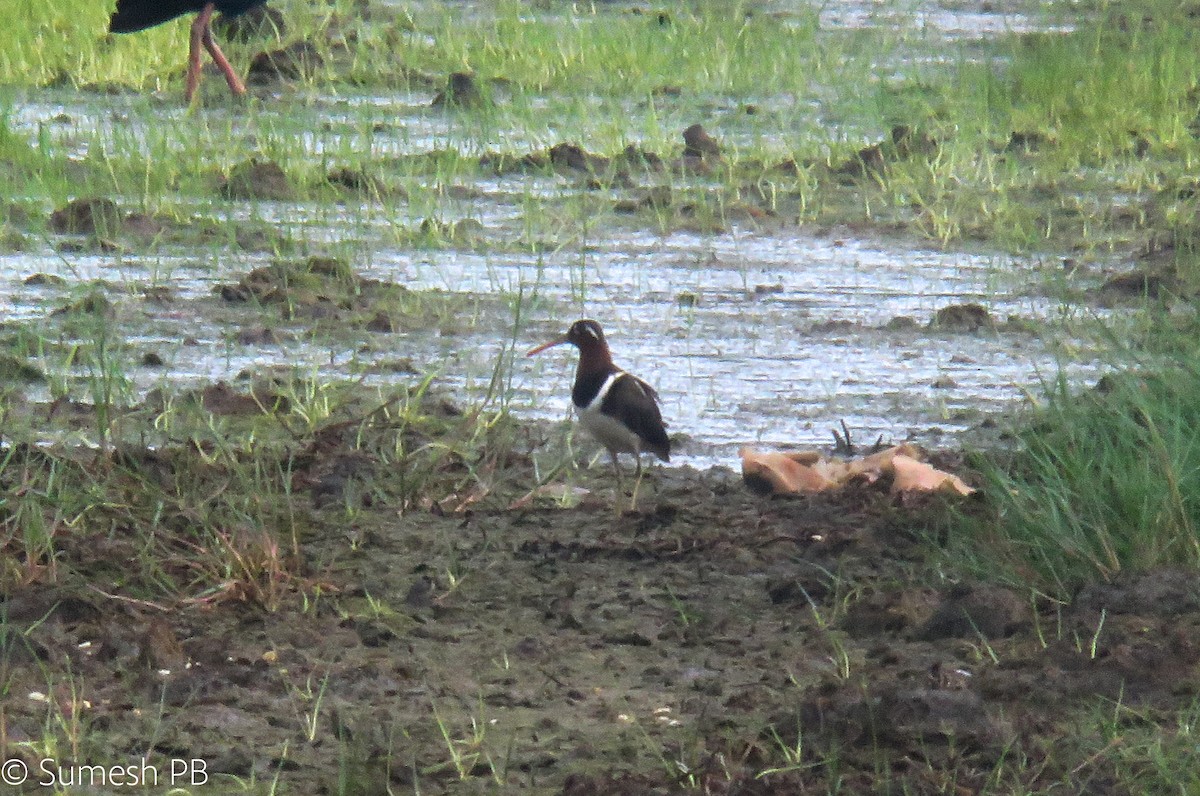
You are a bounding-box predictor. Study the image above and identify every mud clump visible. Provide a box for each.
[770,157,802,175]
[677,123,723,174]
[834,124,941,179]
[842,141,887,178]
[1074,568,1200,616]
[49,197,122,236]
[3,202,35,228]
[364,312,398,332]
[479,150,548,174]
[918,583,1031,640]
[46,201,165,245]
[143,381,290,416]
[200,381,289,415]
[120,212,166,239]
[1006,129,1056,152]
[51,290,114,318]
[622,144,665,171]
[216,254,439,331]
[214,3,286,41]
[235,325,286,345]
[219,158,295,201]
[682,123,722,161]
[24,273,66,286]
[841,587,938,636]
[884,315,920,330]
[418,217,485,245]
[431,71,486,108]
[247,39,324,83]
[219,255,358,305]
[890,124,939,158]
[0,354,44,382]
[1098,267,1175,302]
[327,167,400,198]
[549,142,611,175]
[930,302,993,331]
[614,185,672,214]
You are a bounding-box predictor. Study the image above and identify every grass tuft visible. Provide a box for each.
[949,351,1200,597]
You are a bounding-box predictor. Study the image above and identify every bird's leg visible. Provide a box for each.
[630,454,646,513]
[192,2,248,101]
[609,450,624,500]
[185,5,211,103]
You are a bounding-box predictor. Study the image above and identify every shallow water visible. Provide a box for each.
[810,0,1074,38]
[1,1,1105,471]
[378,231,1098,468]
[1,210,1099,470]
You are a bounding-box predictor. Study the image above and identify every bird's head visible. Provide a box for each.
[527,319,611,361]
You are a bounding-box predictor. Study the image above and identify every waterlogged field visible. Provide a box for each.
[2,1,1200,793]
[2,0,1133,464]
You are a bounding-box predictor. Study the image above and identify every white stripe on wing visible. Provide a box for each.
[581,371,623,411]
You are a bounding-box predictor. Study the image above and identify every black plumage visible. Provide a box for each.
[598,373,670,462]
[109,0,263,33]
[108,1,266,101]
[528,319,670,508]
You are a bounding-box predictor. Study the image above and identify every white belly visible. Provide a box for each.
[577,403,643,456]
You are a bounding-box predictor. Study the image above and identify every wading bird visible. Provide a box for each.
[108,1,266,102]
[528,319,670,509]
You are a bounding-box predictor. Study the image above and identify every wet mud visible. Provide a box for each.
[4,2,1195,791]
[3,453,1199,793]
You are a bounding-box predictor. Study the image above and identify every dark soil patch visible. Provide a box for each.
[50,289,114,318]
[247,40,325,84]
[833,124,941,181]
[48,198,175,244]
[24,272,66,286]
[327,166,402,198]
[681,122,722,162]
[49,197,123,236]
[213,254,475,338]
[418,217,486,247]
[219,158,296,201]
[930,302,994,331]
[0,353,44,382]
[4,447,1200,792]
[214,3,286,41]
[1098,267,1177,303]
[431,71,487,108]
[549,142,612,176]
[218,254,372,313]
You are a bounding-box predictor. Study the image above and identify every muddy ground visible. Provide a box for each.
[5,2,1200,791]
[3,453,1198,794]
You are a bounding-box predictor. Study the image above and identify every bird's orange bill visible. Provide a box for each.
[526,336,569,357]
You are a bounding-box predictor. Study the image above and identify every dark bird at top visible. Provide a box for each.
[527,319,670,508]
[109,1,265,102]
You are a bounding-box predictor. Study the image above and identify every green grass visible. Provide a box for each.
[1030,696,1200,792]
[947,334,1200,598]
[0,355,528,603]
[6,0,1200,260]
[6,2,1200,792]
[6,0,213,90]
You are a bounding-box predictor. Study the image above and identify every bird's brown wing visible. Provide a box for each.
[601,373,671,461]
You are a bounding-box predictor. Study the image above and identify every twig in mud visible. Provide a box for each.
[537,666,567,687]
[86,584,171,612]
[832,420,885,456]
